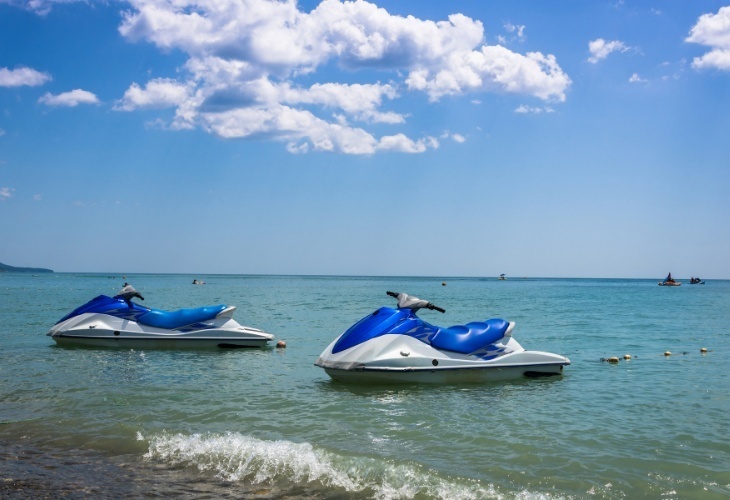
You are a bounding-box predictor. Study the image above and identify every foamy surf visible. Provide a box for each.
[137,431,501,499]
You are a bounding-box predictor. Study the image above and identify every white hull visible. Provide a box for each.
[315,333,570,384]
[48,311,273,349]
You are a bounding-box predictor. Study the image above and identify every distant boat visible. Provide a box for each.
[689,277,705,285]
[658,272,680,286]
[498,274,506,280]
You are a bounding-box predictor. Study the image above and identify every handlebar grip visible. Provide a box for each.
[429,304,446,313]
[386,291,399,298]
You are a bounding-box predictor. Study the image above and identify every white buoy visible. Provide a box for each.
[623,354,632,360]
[700,347,708,353]
[664,351,671,356]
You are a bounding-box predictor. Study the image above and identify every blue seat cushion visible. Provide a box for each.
[429,318,509,354]
[137,305,227,329]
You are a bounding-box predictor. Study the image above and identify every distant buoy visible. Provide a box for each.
[664,351,671,356]
[276,341,286,348]
[607,356,619,363]
[442,282,446,286]
[623,354,632,360]
[700,347,708,353]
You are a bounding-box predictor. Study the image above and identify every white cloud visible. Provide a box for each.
[0,187,14,200]
[440,131,466,143]
[0,0,47,15]
[115,78,192,111]
[0,66,51,87]
[33,194,42,201]
[406,45,569,102]
[377,134,438,153]
[629,73,647,83]
[515,104,554,114]
[278,82,405,124]
[286,142,310,154]
[38,89,99,107]
[0,0,86,15]
[119,2,486,74]
[504,23,526,42]
[686,6,730,71]
[0,128,5,136]
[114,0,570,154]
[587,38,630,63]
[202,104,381,154]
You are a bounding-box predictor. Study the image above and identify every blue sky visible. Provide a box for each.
[1,0,729,278]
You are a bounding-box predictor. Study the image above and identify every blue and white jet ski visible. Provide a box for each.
[47,284,274,349]
[315,291,570,383]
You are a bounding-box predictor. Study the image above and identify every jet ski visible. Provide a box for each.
[315,291,570,383]
[47,283,274,349]
[659,272,681,286]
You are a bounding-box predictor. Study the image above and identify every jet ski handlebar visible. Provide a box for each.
[386,291,445,313]
[427,303,446,313]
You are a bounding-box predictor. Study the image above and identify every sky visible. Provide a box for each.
[1,0,729,278]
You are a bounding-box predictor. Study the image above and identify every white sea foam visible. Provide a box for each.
[137,431,501,499]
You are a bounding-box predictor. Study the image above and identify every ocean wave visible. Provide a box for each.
[137,431,500,499]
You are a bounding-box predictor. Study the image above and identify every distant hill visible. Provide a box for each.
[0,262,54,273]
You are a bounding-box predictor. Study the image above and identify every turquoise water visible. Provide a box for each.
[1,274,729,498]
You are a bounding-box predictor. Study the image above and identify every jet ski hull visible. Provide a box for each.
[316,332,570,384]
[48,299,274,349]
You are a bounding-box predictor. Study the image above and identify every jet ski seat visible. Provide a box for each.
[429,318,509,354]
[137,305,227,329]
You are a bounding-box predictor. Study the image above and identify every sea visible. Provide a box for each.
[1,273,728,499]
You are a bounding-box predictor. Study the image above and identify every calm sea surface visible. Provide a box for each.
[1,274,729,498]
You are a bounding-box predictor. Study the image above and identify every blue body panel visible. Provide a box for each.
[55,295,227,330]
[55,295,146,324]
[333,307,411,353]
[333,307,509,356]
